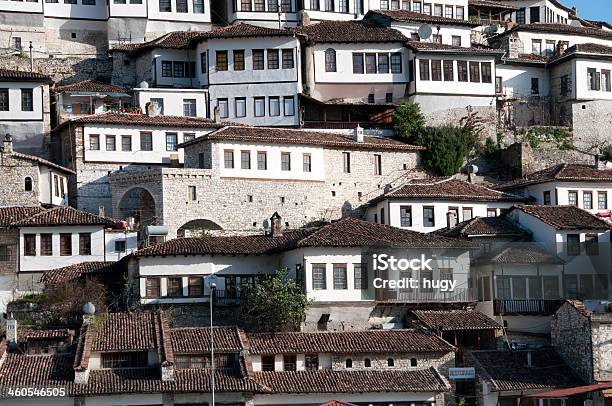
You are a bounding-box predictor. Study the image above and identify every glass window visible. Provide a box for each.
[114,240,126,252]
[235,98,246,118]
[599,191,608,209]
[268,0,278,11]
[443,60,454,81]
[342,152,350,173]
[354,263,367,289]
[456,6,464,19]
[224,150,234,169]
[469,62,480,83]
[487,208,497,217]
[283,96,295,116]
[89,134,100,150]
[431,60,441,81]
[217,98,229,119]
[444,5,452,18]
[173,61,185,78]
[303,154,311,172]
[281,152,291,171]
[166,133,178,151]
[380,0,387,9]
[586,233,599,256]
[378,54,389,74]
[159,0,171,11]
[0,89,8,111]
[602,70,611,92]
[324,0,333,10]
[462,207,473,221]
[106,135,116,151]
[121,135,132,151]
[60,233,72,256]
[176,0,187,12]
[433,4,442,16]
[581,192,593,209]
[216,51,228,71]
[167,277,183,297]
[400,206,412,227]
[305,354,318,370]
[457,61,468,82]
[79,233,91,255]
[140,132,153,151]
[412,0,420,12]
[423,207,435,227]
[338,0,347,12]
[261,355,275,371]
[40,234,52,256]
[24,234,36,256]
[254,97,265,117]
[352,53,364,74]
[568,191,578,206]
[532,39,542,55]
[183,99,197,117]
[21,89,33,112]
[267,49,279,69]
[283,355,297,371]
[200,52,207,73]
[374,154,382,175]
[419,59,430,80]
[496,276,511,299]
[312,264,326,290]
[188,277,203,296]
[161,61,173,77]
[254,0,264,10]
[183,133,195,143]
[543,276,559,299]
[241,150,251,169]
[481,62,492,83]
[241,0,251,10]
[257,151,267,170]
[391,53,402,73]
[452,35,461,47]
[567,234,580,256]
[233,50,245,71]
[282,49,294,69]
[325,49,336,72]
[281,0,292,12]
[512,277,527,299]
[269,97,280,117]
[432,34,442,44]
[423,3,430,14]
[193,0,204,12]
[253,50,264,70]
[333,264,347,289]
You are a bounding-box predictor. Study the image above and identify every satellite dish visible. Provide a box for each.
[82,302,96,315]
[468,164,479,174]
[139,80,149,88]
[417,24,432,40]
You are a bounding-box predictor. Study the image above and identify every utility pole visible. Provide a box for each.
[29,42,33,72]
[210,282,216,406]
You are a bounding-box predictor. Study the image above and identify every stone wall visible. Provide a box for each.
[331,350,455,376]
[551,302,593,383]
[0,151,42,207]
[0,230,20,276]
[0,55,112,85]
[424,106,498,141]
[592,316,612,382]
[570,100,612,154]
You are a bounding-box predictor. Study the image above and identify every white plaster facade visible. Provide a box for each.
[502,0,572,25]
[135,88,209,118]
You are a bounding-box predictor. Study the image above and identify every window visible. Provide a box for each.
[24,234,36,256]
[176,0,187,12]
[387,358,394,366]
[433,3,442,16]
[516,7,525,23]
[0,246,9,262]
[0,89,8,111]
[118,135,131,152]
[89,134,100,150]
[241,151,251,169]
[586,234,599,256]
[365,53,377,74]
[412,0,420,12]
[140,132,152,151]
[443,60,453,81]
[423,207,435,227]
[254,97,265,117]
[512,277,527,299]
[325,49,337,72]
[346,359,353,368]
[269,97,280,117]
[579,191,592,209]
[567,234,580,256]
[496,76,503,93]
[268,0,278,11]
[254,0,264,10]
[233,50,245,71]
[183,99,197,117]
[312,264,326,290]
[531,39,542,56]
[400,206,412,227]
[386,92,393,103]
[431,60,441,81]
[198,153,205,169]
[261,355,275,371]
[283,96,295,116]
[543,190,551,205]
[603,70,611,92]
[588,68,601,91]
[368,94,375,104]
[338,0,347,12]
[543,276,559,299]
[194,0,204,12]
[104,135,115,151]
[114,240,126,253]
[481,62,492,83]
[224,150,234,169]
[419,59,430,80]
[183,133,195,143]
[354,263,367,289]
[257,152,267,170]
[167,277,183,297]
[79,233,91,255]
[303,154,312,172]
[333,264,347,289]
[352,53,364,74]
[282,49,294,69]
[267,49,279,69]
[423,3,430,14]
[462,207,473,221]
[529,6,540,23]
[598,191,608,209]
[53,175,59,198]
[380,207,385,225]
[469,62,480,83]
[444,5,452,18]
[457,61,468,82]
[217,98,229,119]
[374,154,382,175]
[487,208,497,217]
[324,0,333,10]
[342,152,351,173]
[24,177,33,192]
[40,234,52,256]
[159,0,171,10]
[432,34,442,44]
[568,191,578,206]
[216,51,228,71]
[21,89,33,112]
[411,33,420,41]
[188,277,203,296]
[410,358,417,367]
[305,354,318,371]
[452,35,461,47]
[364,358,371,367]
[200,52,207,73]
[283,355,296,371]
[188,185,197,200]
[172,61,185,78]
[390,0,398,9]
[235,98,246,118]
[60,233,72,256]
[253,50,265,70]
[456,6,464,19]
[102,352,148,369]
[166,133,178,151]
[281,152,291,171]
[281,0,292,12]
[378,54,389,74]
[531,78,540,95]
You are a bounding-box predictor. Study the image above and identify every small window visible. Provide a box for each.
[146,277,161,297]
[79,233,91,255]
[0,246,10,262]
[261,355,275,371]
[241,150,251,169]
[0,89,8,112]
[216,51,228,71]
[283,355,296,371]
[21,89,33,112]
[114,240,126,253]
[364,358,371,367]
[257,151,267,170]
[224,150,234,169]
[305,354,319,371]
[188,185,197,201]
[367,93,375,104]
[400,206,412,227]
[254,97,265,117]
[325,48,336,72]
[345,358,352,368]
[140,132,153,151]
[332,264,347,289]
[218,98,229,119]
[387,358,394,366]
[452,35,461,47]
[121,135,132,151]
[60,233,72,256]
[599,191,608,209]
[233,50,245,71]
[419,59,430,80]
[188,277,203,296]
[303,154,311,172]
[282,49,294,69]
[167,277,183,297]
[568,191,578,206]
[410,358,417,367]
[24,177,33,191]
[235,98,246,118]
[269,97,280,117]
[531,78,540,95]
[267,49,279,69]
[352,53,364,74]
[543,191,551,205]
[40,234,53,256]
[165,133,178,151]
[423,207,435,227]
[312,264,326,290]
[567,234,580,256]
[342,152,351,173]
[253,50,265,70]
[283,96,295,116]
[24,234,36,256]
[106,135,116,151]
[183,133,195,143]
[281,152,291,171]
[200,52,207,73]
[374,154,382,175]
[584,192,593,210]
[183,99,197,117]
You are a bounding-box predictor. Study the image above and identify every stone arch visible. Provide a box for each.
[177,219,223,238]
[117,187,157,230]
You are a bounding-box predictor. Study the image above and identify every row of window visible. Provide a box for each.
[305,0,351,12]
[237,0,292,12]
[419,60,492,84]
[217,96,295,119]
[23,233,92,256]
[378,0,464,20]
[175,354,236,369]
[89,132,195,152]
[587,68,612,92]
[495,273,607,300]
[0,88,34,112]
[161,61,197,78]
[260,354,413,371]
[145,276,206,297]
[531,39,569,57]
[158,0,205,13]
[149,97,198,117]
[515,6,567,25]
[311,263,368,290]
[348,52,402,75]
[544,190,609,210]
[211,48,294,72]
[390,205,498,228]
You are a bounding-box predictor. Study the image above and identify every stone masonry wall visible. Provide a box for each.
[551,302,593,384]
[0,55,112,85]
[592,317,612,382]
[331,351,455,376]
[0,152,42,207]
[0,229,20,276]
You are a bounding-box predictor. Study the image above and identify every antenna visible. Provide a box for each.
[417,24,432,40]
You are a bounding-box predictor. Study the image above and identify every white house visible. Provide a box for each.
[54,80,132,124]
[367,177,527,232]
[497,0,575,25]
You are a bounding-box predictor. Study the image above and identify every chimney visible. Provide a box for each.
[98,206,105,218]
[170,154,180,168]
[353,125,364,143]
[5,315,17,343]
[3,134,13,154]
[213,105,221,123]
[270,212,282,237]
[526,351,532,368]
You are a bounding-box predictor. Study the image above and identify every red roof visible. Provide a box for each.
[320,401,358,406]
[524,382,612,398]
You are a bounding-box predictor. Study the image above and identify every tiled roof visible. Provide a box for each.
[412,310,502,331]
[468,0,518,11]
[171,326,243,353]
[320,401,358,406]
[297,21,407,43]
[494,23,612,40]
[564,299,593,318]
[503,53,549,64]
[406,41,503,55]
[0,206,45,227]
[550,43,612,64]
[89,312,160,352]
[134,218,472,257]
[373,178,527,203]
[470,349,584,392]
[11,206,116,227]
[436,217,528,238]
[0,354,74,387]
[207,23,297,39]
[497,164,612,190]
[511,205,612,231]
[54,80,127,94]
[492,0,573,13]
[109,31,208,54]
[0,68,52,82]
[182,125,424,152]
[40,261,121,284]
[54,113,229,132]
[367,9,479,27]
[474,243,565,265]
[253,368,450,393]
[18,327,74,342]
[9,151,76,174]
[246,329,454,354]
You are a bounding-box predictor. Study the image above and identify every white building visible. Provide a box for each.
[367,177,527,232]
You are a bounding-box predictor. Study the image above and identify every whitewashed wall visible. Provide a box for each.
[497,63,550,98]
[0,82,46,122]
[135,88,209,118]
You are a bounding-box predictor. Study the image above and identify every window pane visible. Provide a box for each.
[267,49,279,69]
[233,50,245,70]
[166,133,178,151]
[269,97,280,116]
[283,96,294,116]
[333,264,347,289]
[312,264,326,289]
[235,98,246,118]
[352,53,364,74]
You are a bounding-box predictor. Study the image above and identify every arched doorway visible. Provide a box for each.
[177,219,223,238]
[118,187,157,230]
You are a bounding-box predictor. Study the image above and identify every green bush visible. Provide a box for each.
[418,126,478,176]
[392,101,426,142]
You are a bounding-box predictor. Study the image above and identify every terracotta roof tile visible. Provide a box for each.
[0,354,75,387]
[564,300,593,318]
[17,327,74,342]
[54,80,127,94]
[182,125,425,152]
[297,21,407,43]
[474,243,565,265]
[406,41,503,55]
[246,329,455,354]
[0,69,52,82]
[436,216,528,238]
[40,261,121,284]
[206,23,298,39]
[11,206,116,227]
[412,310,502,331]
[367,9,479,27]
[494,23,612,41]
[468,0,518,10]
[496,164,612,190]
[0,206,46,227]
[171,326,243,353]
[109,31,208,54]
[511,205,612,230]
[89,312,160,352]
[470,349,584,391]
[253,368,450,393]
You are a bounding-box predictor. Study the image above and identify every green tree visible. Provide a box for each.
[240,269,312,332]
[392,101,426,142]
[418,126,478,176]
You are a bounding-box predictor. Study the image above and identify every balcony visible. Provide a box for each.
[376,287,476,303]
[493,299,564,315]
